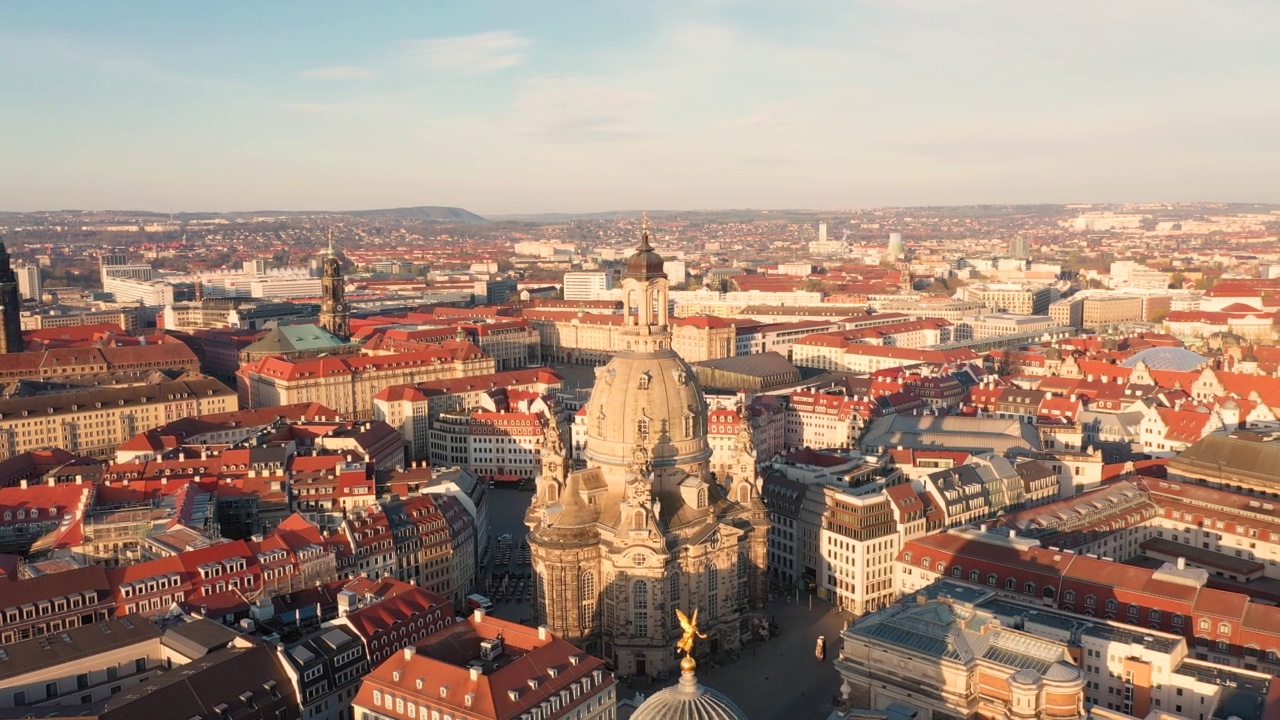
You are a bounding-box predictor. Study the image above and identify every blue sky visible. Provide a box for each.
[2,1,1277,214]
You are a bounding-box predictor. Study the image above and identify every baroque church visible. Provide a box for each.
[526,219,769,677]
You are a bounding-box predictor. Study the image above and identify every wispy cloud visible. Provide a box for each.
[399,30,529,72]
[511,78,655,144]
[301,65,374,80]
[726,102,800,130]
[276,87,433,116]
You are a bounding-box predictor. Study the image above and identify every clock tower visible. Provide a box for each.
[318,229,350,340]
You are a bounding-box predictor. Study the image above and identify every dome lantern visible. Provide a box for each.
[626,212,667,280]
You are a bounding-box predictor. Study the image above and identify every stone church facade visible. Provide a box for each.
[527,220,769,677]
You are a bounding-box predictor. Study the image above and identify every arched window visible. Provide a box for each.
[580,572,598,629]
[1267,649,1279,663]
[737,485,750,503]
[969,570,980,581]
[951,565,962,577]
[1216,640,1229,652]
[697,487,707,509]
[1105,599,1117,612]
[1198,618,1210,631]
[987,574,998,586]
[1127,604,1139,617]
[1084,595,1096,608]
[546,483,559,503]
[921,556,931,569]
[707,564,719,618]
[1064,589,1075,603]
[670,573,680,605]
[632,580,648,610]
[632,509,645,530]
[936,562,945,573]
[1024,582,1035,595]
[903,553,912,564]
[1005,577,1016,590]
[1219,622,1231,634]
[1149,609,1161,622]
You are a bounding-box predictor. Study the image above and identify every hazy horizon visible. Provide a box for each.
[5,200,1280,219]
[4,1,1278,215]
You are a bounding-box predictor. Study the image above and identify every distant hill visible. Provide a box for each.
[340,206,487,222]
[488,209,692,222]
[224,206,488,223]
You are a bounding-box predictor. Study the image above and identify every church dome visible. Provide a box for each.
[626,217,666,279]
[1120,347,1206,372]
[584,347,710,470]
[631,668,748,720]
[627,246,665,278]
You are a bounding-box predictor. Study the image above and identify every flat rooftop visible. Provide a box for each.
[1174,660,1273,720]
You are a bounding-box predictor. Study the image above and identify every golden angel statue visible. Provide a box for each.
[675,608,707,658]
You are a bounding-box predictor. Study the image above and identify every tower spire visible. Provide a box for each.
[319,228,349,340]
[639,212,652,251]
[0,236,21,354]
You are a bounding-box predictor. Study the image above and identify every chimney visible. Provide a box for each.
[1177,556,1186,570]
[538,625,548,640]
[473,608,485,622]
[404,646,415,661]
[469,666,481,681]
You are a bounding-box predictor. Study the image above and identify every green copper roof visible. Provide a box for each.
[245,324,353,353]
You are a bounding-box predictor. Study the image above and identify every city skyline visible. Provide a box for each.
[4,1,1279,215]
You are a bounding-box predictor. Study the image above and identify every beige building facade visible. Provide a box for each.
[238,346,496,419]
[0,376,237,460]
[526,226,769,676]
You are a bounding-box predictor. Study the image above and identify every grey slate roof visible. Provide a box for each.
[860,414,1042,455]
[1168,433,1280,489]
[692,351,801,378]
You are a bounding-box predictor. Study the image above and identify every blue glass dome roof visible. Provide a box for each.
[1120,347,1207,372]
